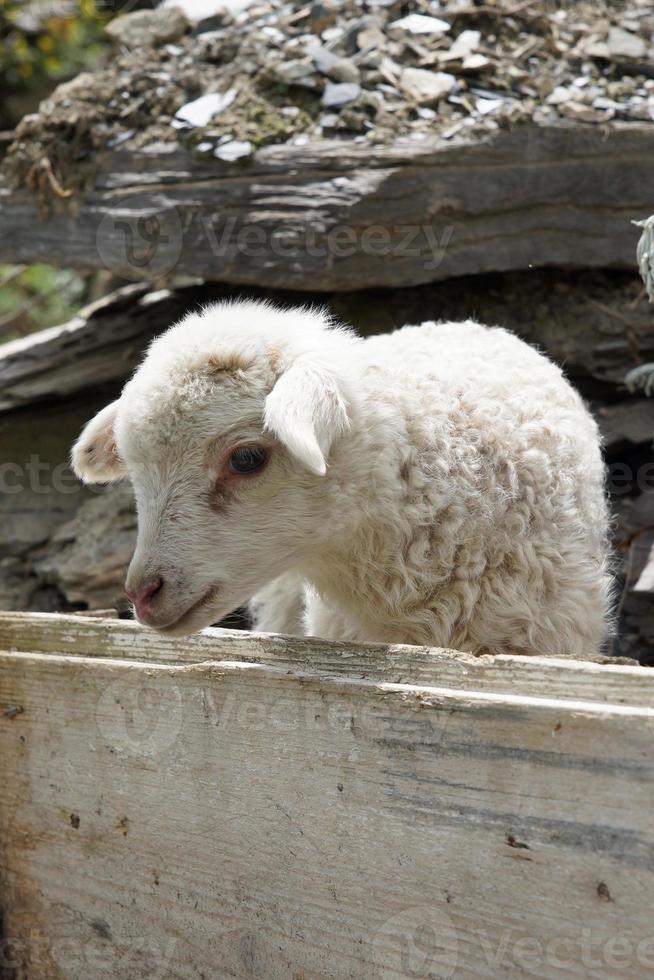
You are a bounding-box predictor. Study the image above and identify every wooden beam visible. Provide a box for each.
[0,121,651,290]
[1,614,653,979]
[0,611,647,702]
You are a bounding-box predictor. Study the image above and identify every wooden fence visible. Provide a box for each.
[1,612,653,979]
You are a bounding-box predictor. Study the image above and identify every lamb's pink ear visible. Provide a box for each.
[71,400,127,484]
[264,361,349,476]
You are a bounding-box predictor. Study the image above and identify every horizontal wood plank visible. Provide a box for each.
[0,611,649,705]
[1,614,654,978]
[0,121,651,290]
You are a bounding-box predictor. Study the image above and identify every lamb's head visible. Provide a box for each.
[71,300,358,635]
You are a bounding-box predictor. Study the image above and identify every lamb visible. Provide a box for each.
[71,299,612,657]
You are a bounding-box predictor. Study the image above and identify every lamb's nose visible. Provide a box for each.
[126,576,164,617]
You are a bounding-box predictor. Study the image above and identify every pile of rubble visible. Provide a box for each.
[5,0,654,184]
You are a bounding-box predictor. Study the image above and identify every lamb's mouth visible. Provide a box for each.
[155,584,221,633]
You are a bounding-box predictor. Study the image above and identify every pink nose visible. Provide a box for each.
[126,576,164,617]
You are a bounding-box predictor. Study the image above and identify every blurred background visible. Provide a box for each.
[0,0,153,339]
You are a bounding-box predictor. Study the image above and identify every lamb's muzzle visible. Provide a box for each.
[71,298,612,657]
[125,574,164,620]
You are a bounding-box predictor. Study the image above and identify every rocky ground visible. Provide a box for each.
[4,0,654,190]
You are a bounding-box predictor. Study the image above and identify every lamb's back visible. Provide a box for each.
[363,319,577,416]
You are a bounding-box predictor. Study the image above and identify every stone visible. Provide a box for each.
[388,14,450,36]
[162,0,255,21]
[475,96,505,115]
[559,101,610,123]
[328,59,360,84]
[546,85,572,106]
[443,30,481,62]
[607,26,647,60]
[310,45,341,75]
[322,82,361,107]
[311,47,360,83]
[308,1,339,35]
[35,484,137,610]
[400,68,455,105]
[213,139,253,161]
[273,60,316,84]
[357,27,386,52]
[461,53,491,71]
[174,88,237,127]
[105,8,189,48]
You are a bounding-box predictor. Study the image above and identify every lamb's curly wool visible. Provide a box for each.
[294,320,611,656]
[72,301,611,655]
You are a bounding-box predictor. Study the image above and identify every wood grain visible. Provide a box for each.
[0,121,651,290]
[1,613,653,979]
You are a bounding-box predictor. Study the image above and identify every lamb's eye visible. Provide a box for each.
[228,446,268,475]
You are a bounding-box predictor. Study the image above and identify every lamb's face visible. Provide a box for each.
[71,304,351,635]
[115,372,326,634]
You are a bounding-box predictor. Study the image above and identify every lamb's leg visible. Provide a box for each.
[304,591,368,643]
[248,572,306,636]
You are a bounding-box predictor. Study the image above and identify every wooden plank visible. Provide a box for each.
[0,611,649,706]
[0,121,650,290]
[1,616,654,978]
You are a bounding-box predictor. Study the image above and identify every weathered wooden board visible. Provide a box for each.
[1,613,654,979]
[0,121,651,290]
[0,612,648,705]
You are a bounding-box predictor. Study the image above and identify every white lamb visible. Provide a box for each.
[72,300,611,657]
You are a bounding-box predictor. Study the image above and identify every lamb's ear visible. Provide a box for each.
[71,400,127,484]
[264,361,349,476]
